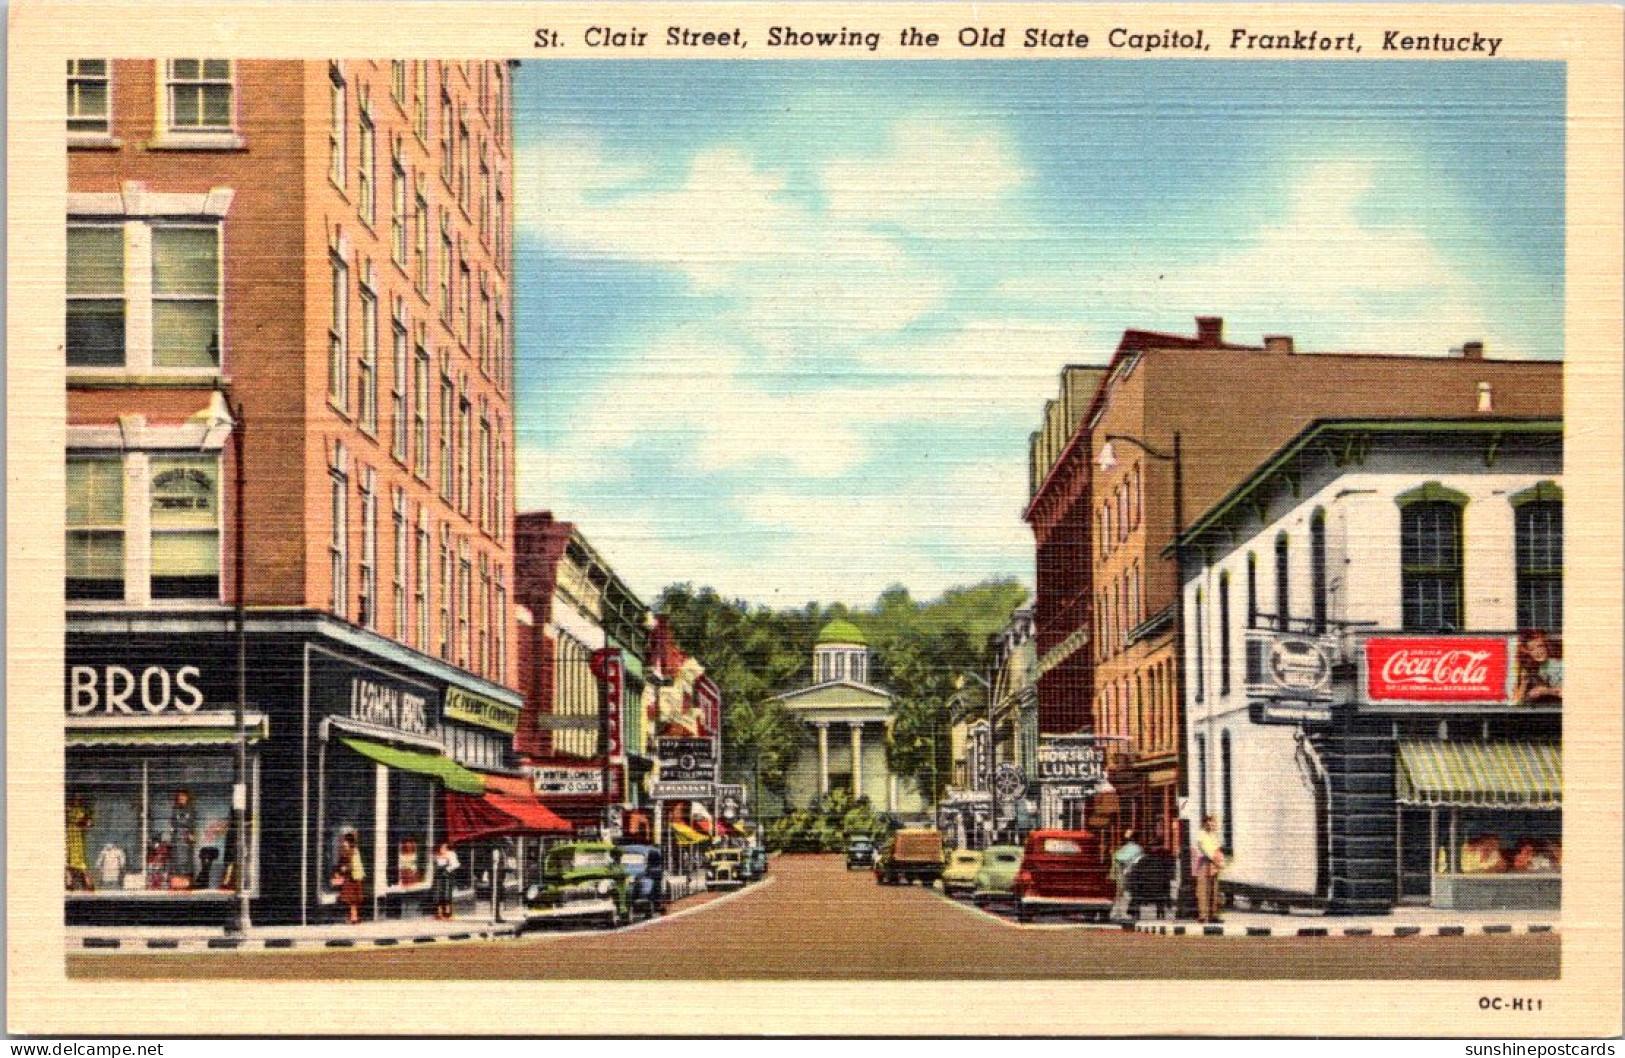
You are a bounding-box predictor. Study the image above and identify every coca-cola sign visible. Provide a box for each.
[1363,636,1511,703]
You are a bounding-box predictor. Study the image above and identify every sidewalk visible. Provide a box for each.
[1130,905,1559,938]
[69,882,735,953]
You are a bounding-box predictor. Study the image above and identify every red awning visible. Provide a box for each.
[692,817,714,836]
[445,775,573,844]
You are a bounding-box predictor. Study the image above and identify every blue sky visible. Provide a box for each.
[513,61,1564,608]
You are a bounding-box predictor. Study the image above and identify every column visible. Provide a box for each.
[816,722,829,795]
[850,722,863,801]
[888,773,898,813]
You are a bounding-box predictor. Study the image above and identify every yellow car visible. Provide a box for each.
[939,849,984,899]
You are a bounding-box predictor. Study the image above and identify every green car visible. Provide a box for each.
[972,845,1024,907]
[524,842,630,929]
[939,849,984,898]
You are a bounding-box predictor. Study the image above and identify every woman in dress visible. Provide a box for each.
[336,832,366,924]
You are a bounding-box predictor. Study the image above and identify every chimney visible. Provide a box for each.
[1462,341,1484,360]
[1195,316,1224,346]
[1263,334,1294,354]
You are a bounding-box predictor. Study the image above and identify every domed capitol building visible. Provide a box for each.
[762,619,930,820]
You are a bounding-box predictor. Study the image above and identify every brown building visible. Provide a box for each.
[1028,317,1563,856]
[65,60,526,927]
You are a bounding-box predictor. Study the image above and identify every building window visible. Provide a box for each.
[494,309,507,392]
[329,448,349,619]
[1246,552,1258,628]
[478,406,491,533]
[439,81,453,185]
[390,146,408,266]
[478,146,491,243]
[414,182,429,294]
[439,210,453,322]
[413,62,428,142]
[478,282,491,374]
[1310,508,1328,635]
[495,573,508,684]
[328,253,349,410]
[1117,483,1128,542]
[457,117,471,210]
[358,467,377,629]
[457,383,472,515]
[459,254,472,346]
[438,527,452,660]
[413,329,430,479]
[390,61,407,106]
[393,488,408,638]
[357,272,378,435]
[494,431,506,542]
[67,60,110,134]
[438,355,453,499]
[357,93,376,225]
[1218,572,1231,697]
[66,225,125,367]
[1193,588,1205,702]
[1195,733,1208,823]
[494,189,506,270]
[1515,496,1563,633]
[458,542,472,667]
[479,553,492,676]
[328,65,347,188]
[1220,730,1234,855]
[69,222,221,371]
[1274,533,1290,630]
[1400,501,1464,632]
[164,60,233,132]
[1132,463,1142,529]
[149,456,220,600]
[414,512,431,650]
[390,299,408,461]
[66,456,125,600]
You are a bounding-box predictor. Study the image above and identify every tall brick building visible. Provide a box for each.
[65,60,529,927]
[1027,318,1563,856]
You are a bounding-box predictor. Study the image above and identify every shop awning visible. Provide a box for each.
[338,736,485,795]
[68,715,270,747]
[444,776,574,844]
[669,822,708,846]
[1397,741,1561,810]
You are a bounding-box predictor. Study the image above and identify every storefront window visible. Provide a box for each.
[67,755,246,894]
[1449,809,1560,875]
[387,772,433,890]
[320,741,374,899]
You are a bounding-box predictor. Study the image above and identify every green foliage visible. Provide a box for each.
[764,788,890,852]
[655,578,1029,815]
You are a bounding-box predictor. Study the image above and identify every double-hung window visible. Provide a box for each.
[66,456,125,600]
[390,145,408,266]
[358,466,377,629]
[329,450,349,619]
[328,253,349,410]
[328,65,347,188]
[414,512,431,650]
[1400,498,1464,632]
[67,60,111,135]
[412,329,430,479]
[1515,494,1563,632]
[68,220,221,372]
[357,93,376,225]
[392,487,408,637]
[438,356,454,499]
[391,299,408,461]
[164,60,234,133]
[414,180,429,294]
[357,269,378,435]
[149,456,221,600]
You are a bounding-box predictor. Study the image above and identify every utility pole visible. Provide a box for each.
[227,397,250,936]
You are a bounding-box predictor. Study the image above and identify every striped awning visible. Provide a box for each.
[1396,741,1561,810]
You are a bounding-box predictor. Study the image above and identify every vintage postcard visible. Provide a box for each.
[7,0,1623,1039]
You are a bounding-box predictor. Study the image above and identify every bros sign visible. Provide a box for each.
[68,664,205,715]
[1362,636,1511,705]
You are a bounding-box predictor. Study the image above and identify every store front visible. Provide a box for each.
[66,613,525,927]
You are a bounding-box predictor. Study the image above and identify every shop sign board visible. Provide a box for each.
[308,648,437,736]
[717,784,746,821]
[993,762,1027,801]
[444,686,521,735]
[651,780,714,800]
[530,765,605,797]
[694,676,722,738]
[1361,635,1511,706]
[589,649,625,760]
[657,736,716,782]
[67,663,208,715]
[1245,630,1337,702]
[1252,700,1334,725]
[1036,737,1107,789]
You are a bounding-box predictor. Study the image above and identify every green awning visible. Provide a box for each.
[68,717,269,748]
[339,737,485,794]
[1397,741,1561,810]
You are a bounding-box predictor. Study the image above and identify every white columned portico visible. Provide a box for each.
[850,722,863,800]
[816,722,830,794]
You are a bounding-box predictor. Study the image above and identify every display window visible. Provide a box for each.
[386,772,434,891]
[1445,808,1561,875]
[319,741,375,905]
[319,740,440,906]
[67,753,255,895]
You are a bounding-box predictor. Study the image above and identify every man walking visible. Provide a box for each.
[1193,814,1226,923]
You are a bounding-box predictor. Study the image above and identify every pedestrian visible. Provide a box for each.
[432,840,460,920]
[333,832,366,924]
[1111,828,1145,920]
[1192,814,1226,923]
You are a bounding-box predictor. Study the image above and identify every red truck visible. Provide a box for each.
[1012,829,1116,922]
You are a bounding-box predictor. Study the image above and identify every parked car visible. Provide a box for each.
[749,847,768,880]
[617,843,666,920]
[845,836,876,870]
[1121,851,1177,920]
[939,849,984,898]
[874,828,945,886]
[1012,830,1115,922]
[706,847,745,889]
[524,842,629,929]
[972,845,1024,907]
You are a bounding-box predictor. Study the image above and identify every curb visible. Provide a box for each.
[1132,921,1559,938]
[72,922,524,954]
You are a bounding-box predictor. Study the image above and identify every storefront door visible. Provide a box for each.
[1397,806,1433,903]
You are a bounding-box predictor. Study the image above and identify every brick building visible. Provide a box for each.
[65,60,530,927]
[1027,317,1563,859]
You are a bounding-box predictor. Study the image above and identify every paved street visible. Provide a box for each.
[72,855,1558,980]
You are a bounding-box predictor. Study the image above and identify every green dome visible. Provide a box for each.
[816,618,867,646]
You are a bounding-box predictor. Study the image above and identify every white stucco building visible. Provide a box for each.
[1179,417,1562,914]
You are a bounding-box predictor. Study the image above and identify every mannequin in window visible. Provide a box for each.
[168,790,198,890]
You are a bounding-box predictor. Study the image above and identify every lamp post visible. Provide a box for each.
[1103,431,1185,899]
[224,396,251,936]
